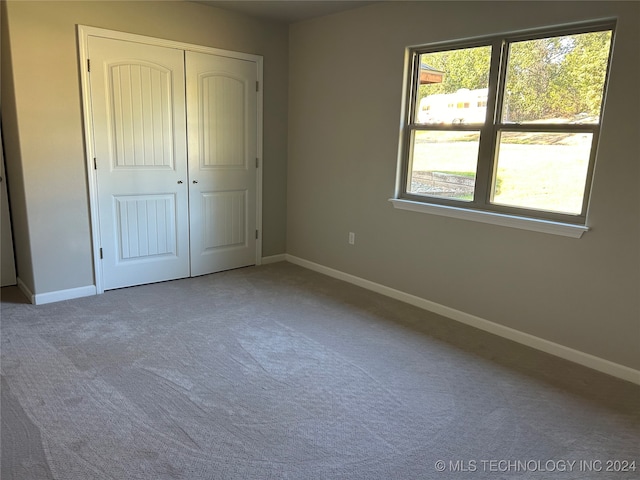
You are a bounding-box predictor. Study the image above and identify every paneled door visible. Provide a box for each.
[186,52,257,276]
[89,37,190,290]
[86,34,259,290]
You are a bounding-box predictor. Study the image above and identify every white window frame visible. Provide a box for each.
[392,20,616,238]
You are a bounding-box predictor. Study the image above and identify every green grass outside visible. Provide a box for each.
[410,133,591,214]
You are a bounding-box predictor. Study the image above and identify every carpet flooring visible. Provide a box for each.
[1,262,638,479]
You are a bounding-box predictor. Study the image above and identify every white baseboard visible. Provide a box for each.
[34,285,97,305]
[285,254,640,385]
[17,277,35,304]
[261,254,287,265]
[17,278,97,305]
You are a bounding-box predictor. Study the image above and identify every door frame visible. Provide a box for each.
[0,124,17,287]
[77,25,264,294]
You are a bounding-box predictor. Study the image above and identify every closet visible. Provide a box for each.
[82,29,261,291]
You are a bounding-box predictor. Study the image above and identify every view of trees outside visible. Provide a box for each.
[503,31,612,123]
[417,46,491,105]
[409,30,612,215]
[416,31,611,123]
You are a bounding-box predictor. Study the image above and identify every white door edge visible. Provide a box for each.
[77,25,264,293]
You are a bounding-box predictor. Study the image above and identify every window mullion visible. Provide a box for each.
[474,39,504,208]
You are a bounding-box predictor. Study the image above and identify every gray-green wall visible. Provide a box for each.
[287,1,640,370]
[1,0,289,295]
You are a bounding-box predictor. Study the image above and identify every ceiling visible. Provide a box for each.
[193,1,379,24]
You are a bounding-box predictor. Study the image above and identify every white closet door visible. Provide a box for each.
[89,37,190,290]
[186,52,257,276]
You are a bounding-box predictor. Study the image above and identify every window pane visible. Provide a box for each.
[491,131,593,214]
[502,31,612,124]
[415,46,491,125]
[408,130,480,200]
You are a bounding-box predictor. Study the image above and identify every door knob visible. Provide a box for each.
[177,180,183,184]
[192,180,198,184]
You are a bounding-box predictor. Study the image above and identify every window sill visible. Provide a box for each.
[389,199,589,238]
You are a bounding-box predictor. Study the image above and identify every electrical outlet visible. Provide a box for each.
[348,232,355,245]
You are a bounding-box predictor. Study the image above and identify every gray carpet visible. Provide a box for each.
[1,262,638,479]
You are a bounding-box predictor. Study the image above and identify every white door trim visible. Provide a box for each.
[77,25,264,294]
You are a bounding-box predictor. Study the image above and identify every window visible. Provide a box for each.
[397,22,614,228]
